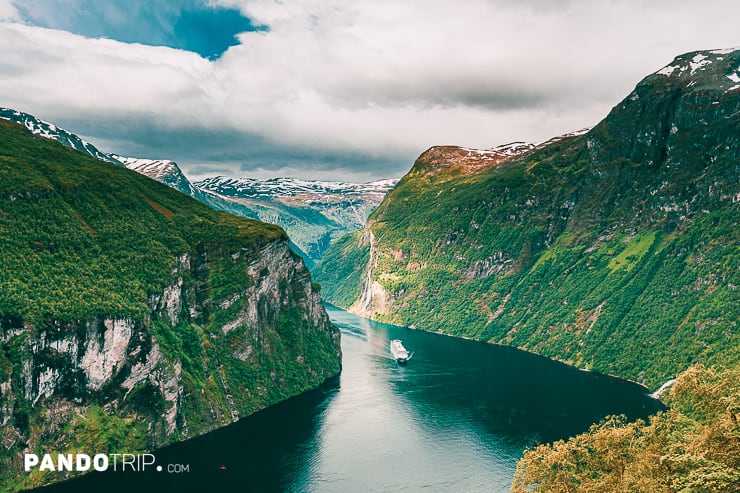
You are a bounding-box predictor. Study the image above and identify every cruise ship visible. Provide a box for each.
[390,339,410,365]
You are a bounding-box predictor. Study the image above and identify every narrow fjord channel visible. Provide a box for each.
[36,305,663,492]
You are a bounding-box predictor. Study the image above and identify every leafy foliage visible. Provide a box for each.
[312,230,369,308]
[4,405,148,492]
[0,119,284,322]
[511,364,740,492]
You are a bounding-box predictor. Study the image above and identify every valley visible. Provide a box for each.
[1,45,737,493]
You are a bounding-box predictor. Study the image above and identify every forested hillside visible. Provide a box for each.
[0,119,341,491]
[315,48,739,390]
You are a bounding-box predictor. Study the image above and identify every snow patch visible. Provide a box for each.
[689,54,710,74]
[657,64,679,77]
[710,47,737,55]
[459,141,534,159]
[0,107,120,165]
[195,176,398,200]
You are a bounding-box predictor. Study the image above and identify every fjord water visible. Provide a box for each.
[37,305,663,493]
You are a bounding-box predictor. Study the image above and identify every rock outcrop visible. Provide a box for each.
[0,119,341,491]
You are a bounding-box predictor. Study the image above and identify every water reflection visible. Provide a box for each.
[33,379,338,493]
[32,306,663,493]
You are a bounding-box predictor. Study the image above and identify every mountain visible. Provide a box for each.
[0,107,396,266]
[113,156,199,197]
[314,48,740,390]
[0,107,123,165]
[0,119,340,492]
[195,177,397,267]
[0,108,200,197]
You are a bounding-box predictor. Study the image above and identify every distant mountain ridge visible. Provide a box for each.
[113,156,199,196]
[0,107,123,165]
[0,107,397,266]
[196,176,397,266]
[196,176,397,198]
[314,47,740,390]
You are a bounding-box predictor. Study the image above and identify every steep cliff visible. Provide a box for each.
[0,120,341,491]
[314,48,739,389]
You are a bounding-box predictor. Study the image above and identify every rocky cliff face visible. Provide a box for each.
[0,119,340,491]
[314,48,739,390]
[2,240,336,433]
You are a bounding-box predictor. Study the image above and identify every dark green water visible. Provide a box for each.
[34,305,663,492]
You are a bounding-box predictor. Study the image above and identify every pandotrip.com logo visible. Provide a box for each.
[25,453,190,473]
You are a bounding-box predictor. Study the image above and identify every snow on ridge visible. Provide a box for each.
[534,127,592,149]
[115,156,183,181]
[117,156,177,169]
[656,48,739,78]
[565,127,592,137]
[711,47,739,55]
[456,142,536,161]
[689,54,710,75]
[0,107,118,164]
[657,64,679,77]
[367,179,399,188]
[2,108,77,144]
[195,176,397,198]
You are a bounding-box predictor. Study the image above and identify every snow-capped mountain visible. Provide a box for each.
[196,176,396,199]
[0,106,397,266]
[0,107,201,198]
[196,176,398,266]
[113,156,198,196]
[0,107,123,165]
[654,47,740,89]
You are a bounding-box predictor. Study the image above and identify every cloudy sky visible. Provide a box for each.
[0,0,738,181]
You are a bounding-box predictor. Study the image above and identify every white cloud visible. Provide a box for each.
[0,0,19,20]
[3,24,222,115]
[1,0,739,179]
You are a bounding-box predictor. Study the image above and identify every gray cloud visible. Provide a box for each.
[1,0,738,181]
[62,114,410,181]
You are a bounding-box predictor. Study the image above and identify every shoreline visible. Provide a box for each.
[331,303,671,397]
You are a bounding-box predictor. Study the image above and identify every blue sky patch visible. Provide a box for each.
[15,0,264,59]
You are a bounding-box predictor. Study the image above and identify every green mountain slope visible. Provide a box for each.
[0,108,397,269]
[0,120,341,491]
[314,48,740,390]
